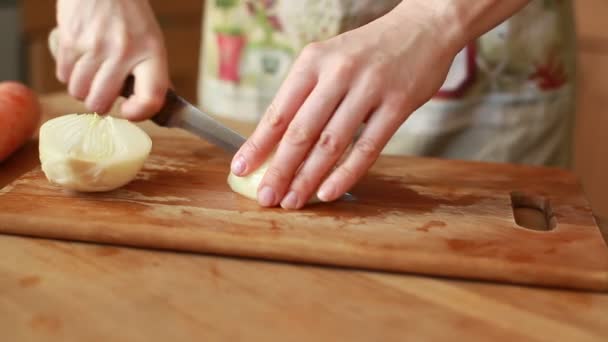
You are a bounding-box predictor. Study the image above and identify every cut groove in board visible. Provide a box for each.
[0,134,607,292]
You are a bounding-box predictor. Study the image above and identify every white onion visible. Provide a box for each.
[39,113,152,192]
[227,159,320,205]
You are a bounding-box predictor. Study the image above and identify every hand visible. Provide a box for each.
[230,2,461,209]
[55,0,169,120]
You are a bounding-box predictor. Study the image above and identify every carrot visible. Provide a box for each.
[0,81,41,162]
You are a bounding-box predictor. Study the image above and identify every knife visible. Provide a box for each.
[120,76,246,154]
[48,28,246,155]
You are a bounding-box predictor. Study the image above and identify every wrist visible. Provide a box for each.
[386,0,468,58]
[389,0,531,53]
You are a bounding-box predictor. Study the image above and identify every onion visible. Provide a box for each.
[39,113,152,192]
[227,159,321,206]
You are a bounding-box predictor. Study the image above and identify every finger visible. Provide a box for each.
[48,28,59,59]
[85,59,131,114]
[120,57,169,121]
[56,44,81,84]
[256,76,349,207]
[280,79,381,209]
[317,103,406,202]
[67,52,103,102]
[230,62,316,178]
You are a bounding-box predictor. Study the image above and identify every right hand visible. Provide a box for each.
[54,0,169,121]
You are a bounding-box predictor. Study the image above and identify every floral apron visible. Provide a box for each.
[198,0,576,168]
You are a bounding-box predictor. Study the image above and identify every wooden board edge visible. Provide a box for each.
[0,214,606,293]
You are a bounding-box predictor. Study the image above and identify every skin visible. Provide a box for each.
[54,0,531,209]
[55,0,168,120]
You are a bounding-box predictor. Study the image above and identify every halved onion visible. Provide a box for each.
[39,113,152,192]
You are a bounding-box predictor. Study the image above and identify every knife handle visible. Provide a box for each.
[119,75,182,127]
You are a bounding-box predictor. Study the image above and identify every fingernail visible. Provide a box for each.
[258,186,276,207]
[317,184,335,202]
[281,191,299,210]
[231,156,247,175]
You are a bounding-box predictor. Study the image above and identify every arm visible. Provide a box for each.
[231,0,531,209]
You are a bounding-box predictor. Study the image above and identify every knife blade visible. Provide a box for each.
[120,76,246,155]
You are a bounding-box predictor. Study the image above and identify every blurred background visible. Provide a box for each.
[1,0,607,217]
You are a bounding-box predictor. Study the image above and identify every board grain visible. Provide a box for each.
[0,121,607,292]
[2,233,607,342]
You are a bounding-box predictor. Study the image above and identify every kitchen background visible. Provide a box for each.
[1,0,607,217]
[0,0,22,82]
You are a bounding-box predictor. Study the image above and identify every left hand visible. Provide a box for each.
[230,3,462,209]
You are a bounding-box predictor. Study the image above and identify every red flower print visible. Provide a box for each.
[529,54,567,90]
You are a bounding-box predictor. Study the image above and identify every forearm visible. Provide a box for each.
[389,0,531,52]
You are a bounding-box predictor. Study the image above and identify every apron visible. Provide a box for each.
[197,0,576,168]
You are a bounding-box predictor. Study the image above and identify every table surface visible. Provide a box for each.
[1,93,607,342]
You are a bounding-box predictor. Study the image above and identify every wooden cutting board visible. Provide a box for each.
[0,123,607,292]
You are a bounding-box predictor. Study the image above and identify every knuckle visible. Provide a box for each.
[290,58,315,78]
[337,164,358,183]
[365,70,384,85]
[112,35,132,59]
[264,165,289,183]
[361,74,384,99]
[291,174,315,194]
[370,52,390,67]
[332,55,356,79]
[383,95,408,116]
[243,139,262,155]
[284,123,315,147]
[317,130,343,157]
[142,37,163,53]
[354,138,380,160]
[301,42,324,60]
[87,39,103,55]
[263,101,285,129]
[302,42,323,57]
